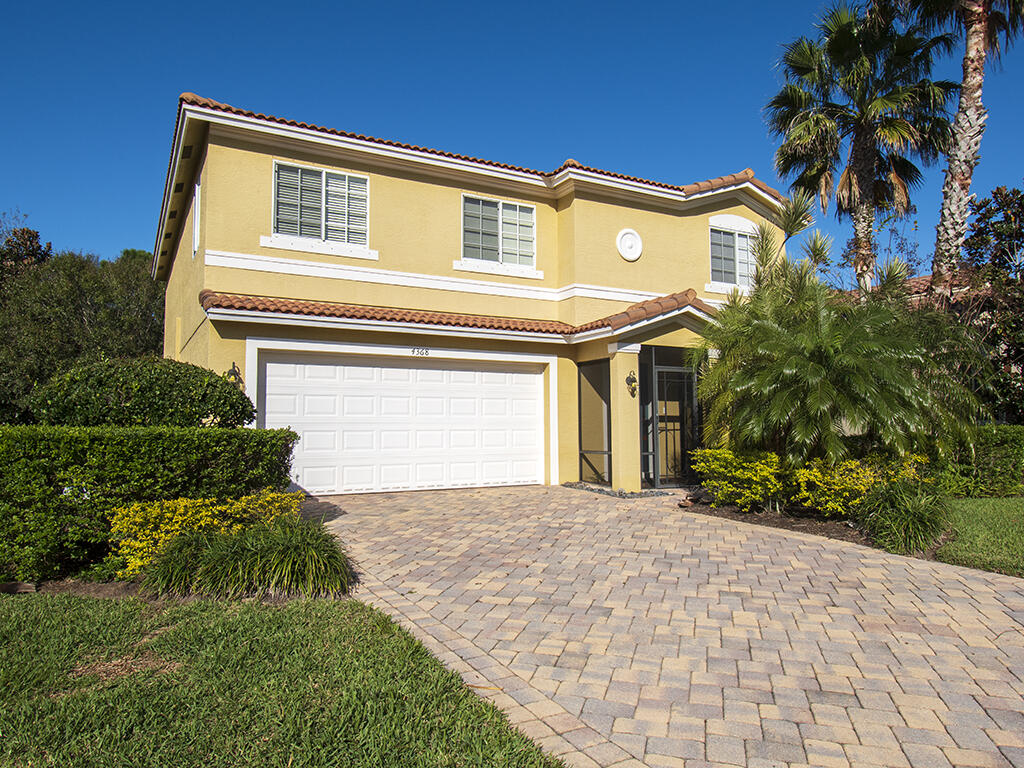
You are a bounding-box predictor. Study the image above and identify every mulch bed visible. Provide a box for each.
[682,502,876,547]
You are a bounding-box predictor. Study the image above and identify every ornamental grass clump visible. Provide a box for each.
[142,516,355,599]
[857,479,950,555]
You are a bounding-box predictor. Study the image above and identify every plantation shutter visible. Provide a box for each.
[326,173,368,245]
[710,229,736,284]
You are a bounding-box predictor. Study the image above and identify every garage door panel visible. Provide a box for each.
[262,352,545,494]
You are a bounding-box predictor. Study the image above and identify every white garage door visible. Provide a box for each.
[261,352,546,494]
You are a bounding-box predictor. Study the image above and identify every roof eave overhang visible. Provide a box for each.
[203,302,714,345]
[154,101,784,277]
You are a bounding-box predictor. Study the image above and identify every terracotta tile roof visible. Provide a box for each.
[178,93,785,203]
[199,288,714,337]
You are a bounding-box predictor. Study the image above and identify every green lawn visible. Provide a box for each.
[0,595,561,768]
[936,497,1024,578]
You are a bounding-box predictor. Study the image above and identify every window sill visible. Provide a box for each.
[260,234,379,261]
[705,282,750,296]
[452,259,544,280]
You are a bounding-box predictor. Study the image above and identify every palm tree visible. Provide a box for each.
[695,239,984,466]
[905,0,1023,297]
[766,2,957,290]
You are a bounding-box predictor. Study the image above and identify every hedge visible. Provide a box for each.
[0,426,297,581]
[26,356,256,428]
[933,425,1024,497]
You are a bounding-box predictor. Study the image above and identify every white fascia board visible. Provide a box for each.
[183,104,783,211]
[187,105,548,189]
[567,305,714,344]
[152,111,192,277]
[205,307,573,344]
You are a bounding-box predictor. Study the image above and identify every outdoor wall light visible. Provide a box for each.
[625,370,638,398]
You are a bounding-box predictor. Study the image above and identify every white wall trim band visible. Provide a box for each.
[204,249,659,304]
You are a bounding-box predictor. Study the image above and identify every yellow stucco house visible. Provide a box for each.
[154,93,783,494]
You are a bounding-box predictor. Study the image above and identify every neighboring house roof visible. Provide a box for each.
[177,93,786,204]
[199,288,716,339]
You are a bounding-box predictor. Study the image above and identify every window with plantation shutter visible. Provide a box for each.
[273,163,369,248]
[710,228,753,287]
[462,196,535,268]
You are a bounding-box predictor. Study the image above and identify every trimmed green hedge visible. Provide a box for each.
[934,425,1024,497]
[26,357,255,428]
[0,426,297,581]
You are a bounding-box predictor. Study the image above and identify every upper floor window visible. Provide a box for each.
[710,228,753,287]
[274,163,368,246]
[463,196,535,267]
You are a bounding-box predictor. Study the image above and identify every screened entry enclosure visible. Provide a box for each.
[578,360,611,484]
[639,347,700,487]
[576,347,700,488]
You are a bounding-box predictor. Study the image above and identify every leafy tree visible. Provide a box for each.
[766,1,957,289]
[0,225,52,290]
[961,184,1024,275]
[0,249,164,423]
[957,184,1024,420]
[904,0,1024,295]
[696,195,984,465]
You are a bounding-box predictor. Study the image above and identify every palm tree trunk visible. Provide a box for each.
[851,128,877,291]
[932,0,989,297]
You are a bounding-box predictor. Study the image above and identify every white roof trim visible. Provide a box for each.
[204,300,713,345]
[154,103,783,275]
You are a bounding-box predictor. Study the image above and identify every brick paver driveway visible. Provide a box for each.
[325,485,1024,768]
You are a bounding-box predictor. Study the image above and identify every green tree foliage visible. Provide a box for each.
[0,248,163,423]
[958,184,1024,420]
[0,224,52,289]
[27,357,255,428]
[696,197,985,466]
[766,1,957,288]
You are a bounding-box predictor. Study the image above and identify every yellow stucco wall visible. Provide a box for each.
[162,155,209,365]
[159,122,780,491]
[194,128,778,328]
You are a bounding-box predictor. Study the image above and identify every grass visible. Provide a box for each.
[936,497,1024,578]
[0,595,562,768]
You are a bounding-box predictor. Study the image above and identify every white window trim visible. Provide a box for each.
[452,258,543,280]
[459,192,539,277]
[705,281,750,296]
[270,160,373,257]
[260,234,379,260]
[708,214,758,292]
[192,181,201,258]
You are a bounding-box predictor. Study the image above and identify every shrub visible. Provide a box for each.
[0,426,297,581]
[932,425,1024,497]
[690,449,785,512]
[110,490,303,578]
[857,479,950,555]
[143,516,355,599]
[794,454,927,518]
[26,357,255,428]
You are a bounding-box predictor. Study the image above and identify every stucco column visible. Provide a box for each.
[608,345,641,492]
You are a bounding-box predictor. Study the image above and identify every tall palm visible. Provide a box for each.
[905,0,1024,296]
[766,2,957,290]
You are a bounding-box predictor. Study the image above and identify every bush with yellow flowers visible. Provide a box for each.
[110,489,303,578]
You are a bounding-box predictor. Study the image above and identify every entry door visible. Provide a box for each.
[655,369,697,485]
[261,352,546,494]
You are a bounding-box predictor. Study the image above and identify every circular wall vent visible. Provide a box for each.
[616,228,643,261]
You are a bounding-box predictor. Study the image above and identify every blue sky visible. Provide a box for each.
[3,0,1022,277]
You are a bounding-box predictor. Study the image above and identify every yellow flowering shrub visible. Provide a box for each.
[110,489,303,577]
[794,454,927,518]
[690,449,785,512]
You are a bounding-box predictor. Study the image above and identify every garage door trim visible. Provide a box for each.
[245,336,559,487]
